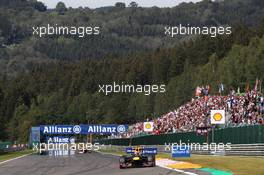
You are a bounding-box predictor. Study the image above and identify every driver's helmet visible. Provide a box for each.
[134,146,142,155]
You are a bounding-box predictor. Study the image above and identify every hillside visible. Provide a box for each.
[0,0,264,142]
[0,0,264,73]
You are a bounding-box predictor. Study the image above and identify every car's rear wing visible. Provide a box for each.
[125,147,157,155]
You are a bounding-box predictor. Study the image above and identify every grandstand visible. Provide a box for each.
[117,89,264,138]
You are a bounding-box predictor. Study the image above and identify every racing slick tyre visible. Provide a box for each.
[147,155,156,167]
[119,156,126,169]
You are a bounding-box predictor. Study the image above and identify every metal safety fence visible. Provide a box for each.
[100,143,264,156]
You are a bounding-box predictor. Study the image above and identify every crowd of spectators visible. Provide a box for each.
[121,89,264,138]
[228,90,264,125]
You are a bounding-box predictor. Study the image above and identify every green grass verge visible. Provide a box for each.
[0,150,34,162]
[100,149,264,175]
[158,153,264,175]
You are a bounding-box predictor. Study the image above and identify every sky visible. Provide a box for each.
[39,0,202,9]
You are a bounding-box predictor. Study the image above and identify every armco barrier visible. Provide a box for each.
[0,142,11,150]
[0,142,27,154]
[98,125,264,146]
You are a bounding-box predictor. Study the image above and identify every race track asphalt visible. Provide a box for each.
[0,151,210,175]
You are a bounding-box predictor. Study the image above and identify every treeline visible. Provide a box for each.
[0,19,264,142]
[1,0,264,74]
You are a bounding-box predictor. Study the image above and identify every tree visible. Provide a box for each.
[129,1,138,8]
[56,1,67,15]
[115,2,126,9]
[30,0,47,12]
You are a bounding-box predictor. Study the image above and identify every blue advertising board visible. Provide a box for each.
[125,147,158,154]
[40,124,128,135]
[31,127,40,141]
[171,146,190,157]
[30,127,40,147]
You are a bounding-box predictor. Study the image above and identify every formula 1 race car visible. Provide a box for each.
[119,147,157,169]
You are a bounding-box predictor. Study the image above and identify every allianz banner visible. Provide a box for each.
[46,136,75,143]
[40,124,128,134]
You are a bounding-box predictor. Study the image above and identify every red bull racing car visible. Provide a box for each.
[119,146,157,169]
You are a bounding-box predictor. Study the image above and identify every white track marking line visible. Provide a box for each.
[0,153,33,165]
[98,151,197,175]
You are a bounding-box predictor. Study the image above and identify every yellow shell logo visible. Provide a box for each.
[145,123,151,129]
[213,113,223,121]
